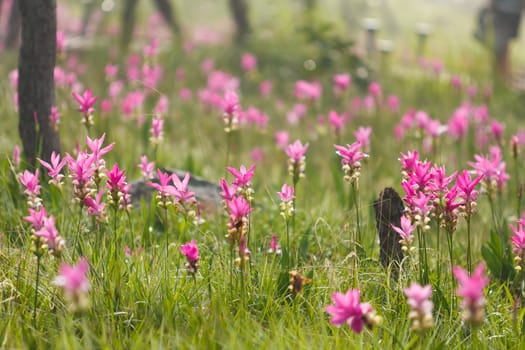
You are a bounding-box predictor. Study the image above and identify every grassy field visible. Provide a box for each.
[1,1,525,348]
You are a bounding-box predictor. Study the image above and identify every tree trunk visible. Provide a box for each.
[18,0,60,167]
[153,0,181,34]
[121,0,139,49]
[228,0,250,43]
[5,0,21,49]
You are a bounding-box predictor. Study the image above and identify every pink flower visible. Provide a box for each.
[447,106,470,141]
[148,169,176,204]
[404,283,434,331]
[106,163,131,211]
[455,170,483,214]
[72,89,97,115]
[334,141,367,167]
[453,263,488,325]
[325,289,380,333]
[286,140,309,163]
[86,133,114,167]
[34,215,65,254]
[259,80,273,97]
[154,95,169,115]
[105,64,118,80]
[469,146,509,193]
[354,126,372,150]
[241,53,257,72]
[294,80,322,101]
[387,95,400,113]
[222,90,239,117]
[38,151,66,186]
[180,240,200,262]
[275,131,289,150]
[172,172,196,204]
[328,111,345,135]
[54,257,90,311]
[24,207,48,231]
[150,116,164,145]
[220,178,237,202]
[268,234,282,255]
[227,164,256,188]
[510,222,525,269]
[66,152,96,202]
[277,184,294,202]
[12,145,20,168]
[84,189,106,220]
[139,155,155,181]
[450,75,462,91]
[19,169,41,208]
[49,106,60,131]
[490,120,504,145]
[227,195,253,222]
[333,73,351,95]
[368,82,382,101]
[391,215,416,250]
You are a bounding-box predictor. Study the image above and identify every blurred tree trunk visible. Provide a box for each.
[229,0,250,43]
[153,0,181,34]
[5,0,21,49]
[80,0,96,36]
[18,0,60,166]
[121,0,139,49]
[0,0,4,18]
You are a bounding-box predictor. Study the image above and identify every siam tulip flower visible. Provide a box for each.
[399,150,419,177]
[106,163,132,211]
[12,145,20,169]
[410,191,433,231]
[66,152,96,203]
[150,116,164,145]
[24,207,48,232]
[368,82,382,102]
[72,89,97,126]
[510,222,525,271]
[142,64,163,89]
[286,140,309,182]
[148,169,176,209]
[288,270,311,296]
[294,80,322,102]
[441,185,461,233]
[354,126,372,152]
[490,120,504,146]
[286,103,308,125]
[227,164,256,202]
[450,75,463,91]
[180,240,200,274]
[391,215,416,253]
[334,141,368,184]
[387,95,400,113]
[277,183,295,220]
[447,106,470,141]
[235,235,251,265]
[38,151,67,187]
[466,84,477,99]
[404,283,434,332]
[275,131,289,150]
[104,64,118,81]
[219,178,237,203]
[333,73,351,95]
[154,95,169,115]
[49,106,60,131]
[259,80,273,97]
[453,263,488,326]
[241,53,257,72]
[469,146,509,194]
[139,155,155,181]
[328,111,345,138]
[84,189,107,222]
[221,90,240,132]
[325,289,381,333]
[226,195,253,244]
[268,234,282,255]
[33,215,65,257]
[251,148,264,163]
[54,257,90,312]
[179,87,192,101]
[19,169,42,209]
[172,173,197,216]
[455,170,483,216]
[86,133,114,174]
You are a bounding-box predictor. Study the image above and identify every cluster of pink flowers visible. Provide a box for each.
[510,220,525,271]
[72,89,97,127]
[24,207,65,258]
[19,169,42,209]
[148,170,198,219]
[404,283,433,332]
[106,163,132,212]
[54,257,90,312]
[226,164,256,202]
[469,146,509,195]
[277,184,294,221]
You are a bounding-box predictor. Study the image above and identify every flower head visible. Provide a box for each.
[453,263,488,326]
[19,169,41,208]
[404,283,434,332]
[180,240,200,275]
[325,289,381,333]
[54,257,90,311]
[38,151,67,187]
[334,141,368,184]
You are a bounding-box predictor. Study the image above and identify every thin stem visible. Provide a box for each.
[286,220,290,271]
[436,218,441,284]
[446,228,456,310]
[32,255,41,327]
[351,182,362,244]
[421,228,429,285]
[74,205,84,257]
[164,207,169,290]
[466,214,472,274]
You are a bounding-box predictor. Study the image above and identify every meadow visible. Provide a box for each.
[1,1,525,348]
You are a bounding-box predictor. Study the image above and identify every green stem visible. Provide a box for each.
[286,220,290,271]
[352,182,362,244]
[421,228,429,285]
[466,214,472,274]
[74,205,84,257]
[446,228,456,310]
[436,218,441,284]
[32,255,41,327]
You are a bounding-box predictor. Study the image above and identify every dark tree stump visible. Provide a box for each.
[373,187,404,275]
[229,0,250,43]
[18,0,61,166]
